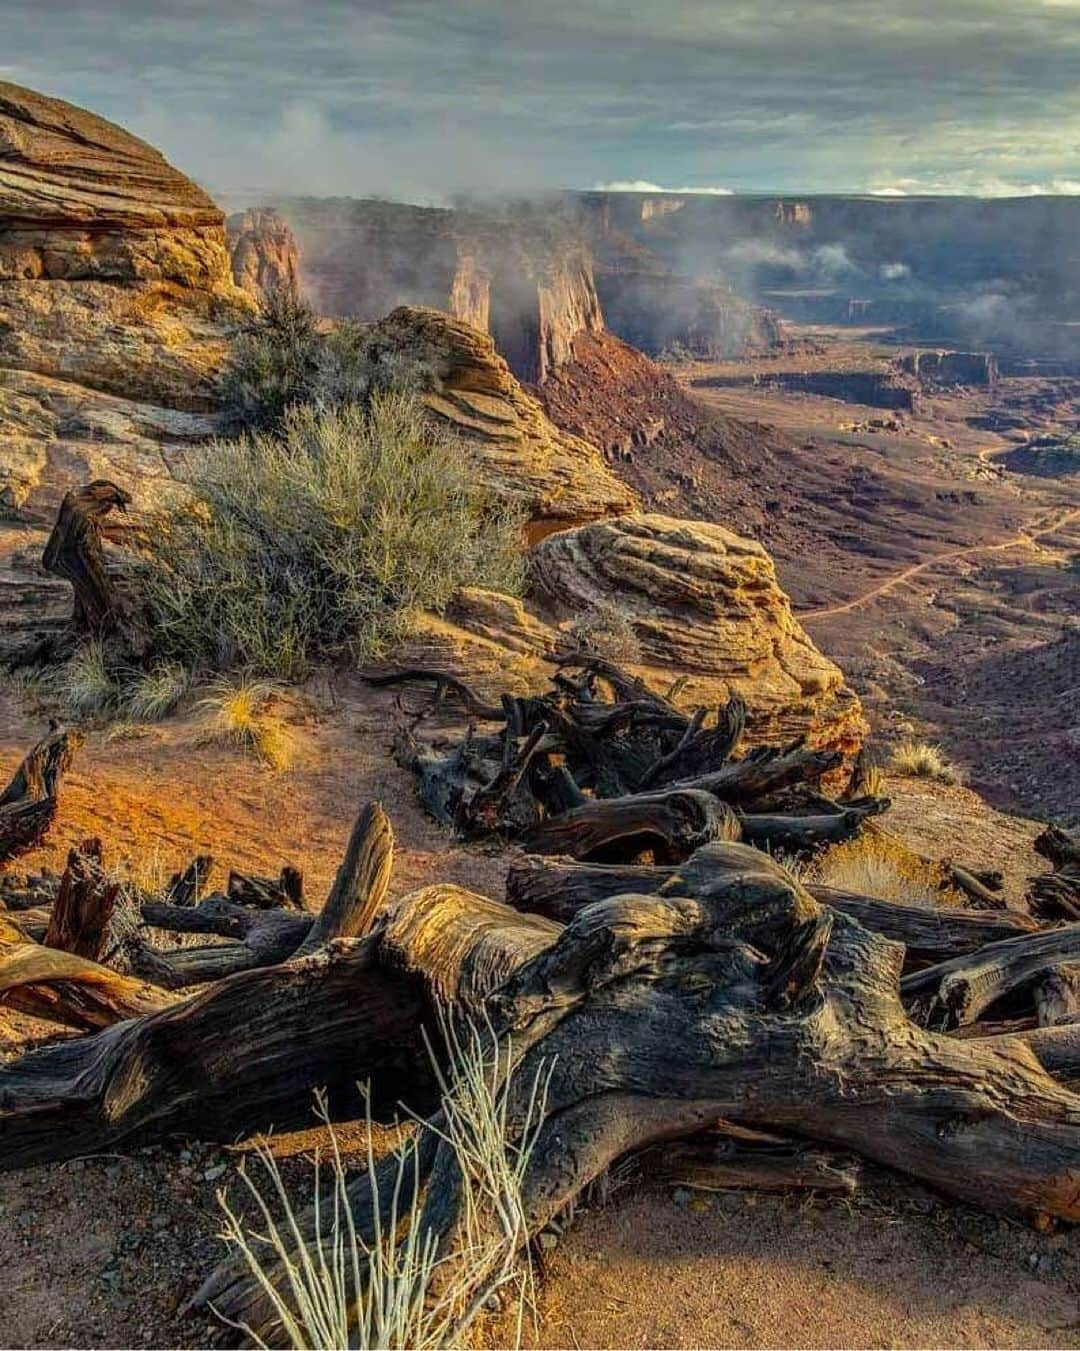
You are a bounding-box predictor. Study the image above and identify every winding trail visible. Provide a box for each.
[797,505,1080,622]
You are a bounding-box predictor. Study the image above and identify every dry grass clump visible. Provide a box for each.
[813,833,948,907]
[55,641,118,715]
[889,739,963,785]
[125,662,190,722]
[566,601,643,665]
[141,393,525,680]
[197,676,296,771]
[217,1016,552,1350]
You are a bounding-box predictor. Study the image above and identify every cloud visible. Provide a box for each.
[594,180,733,195]
[1,1,1079,198]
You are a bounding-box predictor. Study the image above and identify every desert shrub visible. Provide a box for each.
[222,284,323,432]
[566,601,642,665]
[889,739,962,785]
[217,1015,552,1350]
[221,289,435,433]
[812,833,948,907]
[141,394,525,680]
[196,676,296,770]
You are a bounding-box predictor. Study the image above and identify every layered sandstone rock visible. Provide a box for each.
[369,306,637,524]
[227,208,302,299]
[530,513,865,753]
[0,80,251,408]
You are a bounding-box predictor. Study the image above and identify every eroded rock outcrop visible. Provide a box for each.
[0,79,251,409]
[369,306,637,524]
[530,513,865,753]
[227,208,302,300]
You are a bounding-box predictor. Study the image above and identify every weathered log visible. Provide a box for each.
[902,925,1080,1029]
[227,866,304,911]
[503,851,1040,963]
[0,916,170,1031]
[0,727,82,864]
[129,802,393,987]
[164,855,213,907]
[739,797,890,850]
[1035,964,1080,1028]
[672,741,844,805]
[44,839,126,961]
[1028,827,1080,922]
[663,1127,862,1195]
[521,787,740,862]
[42,480,132,636]
[191,843,1080,1341]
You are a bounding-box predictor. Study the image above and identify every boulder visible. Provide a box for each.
[530,513,866,753]
[369,306,638,525]
[0,79,251,409]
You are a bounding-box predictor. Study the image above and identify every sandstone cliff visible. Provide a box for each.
[227,208,302,299]
[271,198,603,383]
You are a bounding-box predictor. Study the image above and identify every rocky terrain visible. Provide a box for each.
[2,76,1079,1351]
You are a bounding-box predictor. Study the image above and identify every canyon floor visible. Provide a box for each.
[0,672,1075,1350]
[660,333,1079,829]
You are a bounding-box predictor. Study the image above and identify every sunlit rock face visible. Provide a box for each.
[0,79,252,411]
[227,208,302,300]
[530,513,866,754]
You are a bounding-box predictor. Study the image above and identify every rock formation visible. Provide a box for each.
[276,198,603,383]
[227,208,301,300]
[530,513,865,753]
[0,79,251,410]
[368,306,637,524]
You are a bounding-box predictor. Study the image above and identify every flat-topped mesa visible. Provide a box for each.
[369,305,637,525]
[0,80,251,410]
[227,208,302,299]
[530,513,866,754]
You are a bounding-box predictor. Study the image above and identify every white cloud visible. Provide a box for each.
[594,179,732,195]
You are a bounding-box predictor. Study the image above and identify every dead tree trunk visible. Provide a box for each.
[522,788,740,862]
[0,727,82,864]
[176,842,1080,1342]
[41,480,132,636]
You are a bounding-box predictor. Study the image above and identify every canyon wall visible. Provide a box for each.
[227,207,301,299]
[273,198,603,383]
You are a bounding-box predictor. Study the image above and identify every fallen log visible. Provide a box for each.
[128,802,392,987]
[182,842,1080,1341]
[902,925,1080,1029]
[504,851,1040,964]
[521,787,740,862]
[0,727,82,864]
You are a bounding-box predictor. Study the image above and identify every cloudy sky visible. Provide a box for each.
[3,0,1080,202]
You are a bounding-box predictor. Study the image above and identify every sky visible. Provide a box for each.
[2,0,1080,203]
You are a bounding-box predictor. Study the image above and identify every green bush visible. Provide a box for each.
[141,392,525,679]
[221,286,434,433]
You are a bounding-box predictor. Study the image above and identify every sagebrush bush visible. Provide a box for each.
[141,393,525,679]
[221,286,434,433]
[55,641,119,714]
[890,739,963,785]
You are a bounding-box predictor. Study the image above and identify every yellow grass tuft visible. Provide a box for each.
[813,832,949,907]
[197,676,296,771]
[889,739,962,785]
